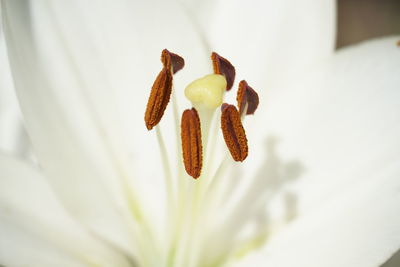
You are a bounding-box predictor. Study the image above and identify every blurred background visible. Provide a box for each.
[336,0,400,48]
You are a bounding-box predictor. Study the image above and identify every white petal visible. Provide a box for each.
[232,162,400,267]
[1,0,210,254]
[0,17,30,157]
[252,36,400,213]
[0,154,134,267]
[232,36,400,266]
[182,0,336,94]
[2,0,142,253]
[1,221,86,267]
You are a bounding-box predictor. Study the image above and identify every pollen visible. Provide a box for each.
[221,104,248,162]
[144,50,185,130]
[144,68,173,130]
[181,108,203,178]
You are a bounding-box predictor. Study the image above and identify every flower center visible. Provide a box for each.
[141,49,263,267]
[144,49,259,179]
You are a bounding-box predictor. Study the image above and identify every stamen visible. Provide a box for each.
[181,108,203,178]
[144,49,185,130]
[211,52,236,91]
[161,49,185,74]
[237,80,259,115]
[221,104,248,161]
[144,67,173,130]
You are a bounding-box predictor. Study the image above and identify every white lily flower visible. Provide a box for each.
[1,1,400,267]
[0,19,29,158]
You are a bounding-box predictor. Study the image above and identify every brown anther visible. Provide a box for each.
[145,49,185,130]
[237,80,259,115]
[221,104,248,162]
[144,68,173,130]
[211,52,236,91]
[397,40,400,47]
[181,108,203,178]
[162,49,185,74]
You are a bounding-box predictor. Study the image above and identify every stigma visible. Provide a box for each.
[185,74,226,110]
[145,50,259,178]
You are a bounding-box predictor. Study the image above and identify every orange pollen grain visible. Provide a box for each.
[144,67,173,130]
[181,108,203,178]
[221,104,248,162]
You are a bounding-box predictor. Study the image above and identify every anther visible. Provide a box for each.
[211,52,236,91]
[145,68,173,130]
[161,49,185,74]
[236,80,259,115]
[181,108,203,178]
[144,49,184,130]
[221,104,248,162]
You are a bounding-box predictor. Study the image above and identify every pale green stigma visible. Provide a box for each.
[184,74,227,110]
